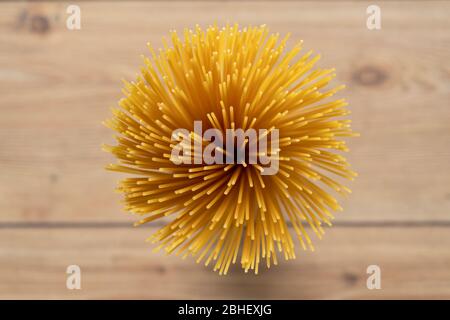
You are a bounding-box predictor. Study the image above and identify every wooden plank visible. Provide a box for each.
[0,226,449,299]
[0,1,449,222]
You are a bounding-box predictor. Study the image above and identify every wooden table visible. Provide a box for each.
[0,1,449,299]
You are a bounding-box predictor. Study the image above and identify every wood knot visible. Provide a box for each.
[353,65,387,87]
[342,272,359,286]
[30,14,50,34]
[155,265,167,275]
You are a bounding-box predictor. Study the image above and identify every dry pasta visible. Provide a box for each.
[103,24,357,274]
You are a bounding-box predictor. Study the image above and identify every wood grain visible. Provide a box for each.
[0,1,449,223]
[0,1,449,299]
[1,226,449,299]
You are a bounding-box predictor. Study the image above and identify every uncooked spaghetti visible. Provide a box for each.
[103,24,357,274]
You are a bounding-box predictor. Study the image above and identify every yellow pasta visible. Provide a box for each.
[103,24,357,274]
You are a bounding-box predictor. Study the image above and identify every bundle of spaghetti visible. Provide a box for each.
[103,24,357,274]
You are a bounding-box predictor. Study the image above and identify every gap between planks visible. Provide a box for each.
[1,220,450,229]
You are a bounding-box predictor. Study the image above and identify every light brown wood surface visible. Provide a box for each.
[0,1,449,299]
[1,225,450,299]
